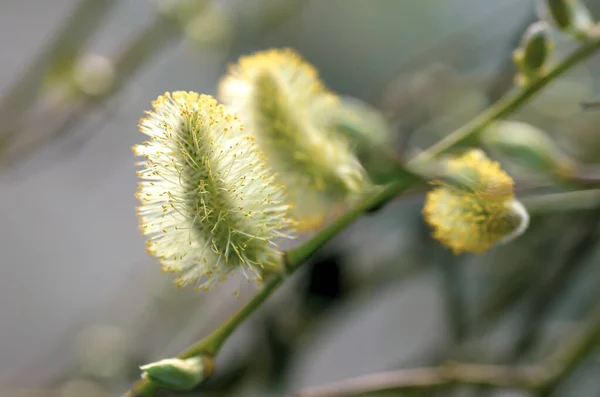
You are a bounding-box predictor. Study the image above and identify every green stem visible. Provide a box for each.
[125,29,600,397]
[194,174,420,356]
[127,175,420,396]
[182,274,285,358]
[411,33,600,164]
[286,176,421,266]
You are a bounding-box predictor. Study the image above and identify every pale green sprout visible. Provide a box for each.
[141,356,214,390]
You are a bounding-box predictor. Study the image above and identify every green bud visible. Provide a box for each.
[481,120,576,179]
[544,0,594,38]
[140,356,214,390]
[72,54,115,97]
[513,22,554,85]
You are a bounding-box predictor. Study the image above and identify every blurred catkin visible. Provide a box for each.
[219,48,371,230]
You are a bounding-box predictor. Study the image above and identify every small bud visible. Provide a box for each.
[513,22,553,84]
[72,54,115,97]
[542,0,594,38]
[140,356,214,390]
[481,120,576,179]
[218,49,371,230]
[184,3,234,48]
[423,150,529,254]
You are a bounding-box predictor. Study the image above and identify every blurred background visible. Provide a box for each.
[2,0,600,396]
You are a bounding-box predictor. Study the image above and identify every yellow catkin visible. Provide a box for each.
[218,48,371,230]
[134,92,295,290]
[423,150,527,254]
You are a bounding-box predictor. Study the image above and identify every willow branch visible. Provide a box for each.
[123,24,600,397]
[124,175,421,397]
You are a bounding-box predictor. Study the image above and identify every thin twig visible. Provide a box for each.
[288,364,547,397]
[536,302,600,396]
[580,99,600,109]
[508,209,600,361]
[523,189,600,214]
[436,250,468,343]
[290,300,600,397]
[0,11,182,170]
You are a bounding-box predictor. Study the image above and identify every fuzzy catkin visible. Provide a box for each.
[423,150,529,254]
[219,48,370,230]
[134,92,294,290]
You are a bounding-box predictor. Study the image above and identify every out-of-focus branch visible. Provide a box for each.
[436,250,468,344]
[507,209,600,361]
[536,301,600,396]
[289,300,600,397]
[523,189,600,214]
[0,7,184,170]
[0,0,117,143]
[289,364,546,397]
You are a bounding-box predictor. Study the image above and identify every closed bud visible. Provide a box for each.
[140,356,214,390]
[72,54,115,97]
[513,22,553,84]
[481,120,576,179]
[542,0,594,38]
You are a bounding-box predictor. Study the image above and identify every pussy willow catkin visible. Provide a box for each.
[134,92,294,290]
[219,48,370,230]
[423,150,529,254]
